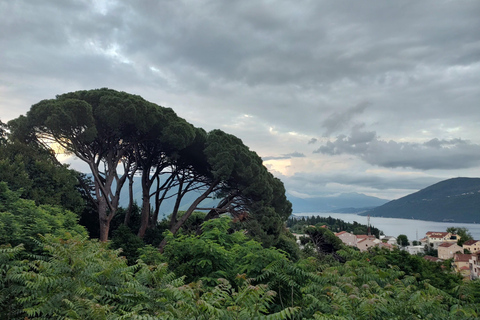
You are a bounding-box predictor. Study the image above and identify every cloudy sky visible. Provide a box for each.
[1,0,480,201]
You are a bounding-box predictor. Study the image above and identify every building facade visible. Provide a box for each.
[438,242,463,260]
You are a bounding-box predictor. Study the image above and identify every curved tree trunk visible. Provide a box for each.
[158,180,219,252]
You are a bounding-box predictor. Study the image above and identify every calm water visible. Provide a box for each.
[295,212,480,241]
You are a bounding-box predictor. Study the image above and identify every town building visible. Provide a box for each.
[463,239,480,254]
[438,242,463,260]
[469,254,480,280]
[453,253,473,279]
[424,255,443,263]
[425,231,460,249]
[356,235,377,252]
[406,245,425,255]
[380,235,397,245]
[335,231,357,247]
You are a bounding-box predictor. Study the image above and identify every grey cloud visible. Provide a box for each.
[322,102,369,136]
[316,129,480,170]
[285,171,442,192]
[1,0,480,201]
[262,152,305,161]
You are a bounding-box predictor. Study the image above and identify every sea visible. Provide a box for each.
[293,212,480,242]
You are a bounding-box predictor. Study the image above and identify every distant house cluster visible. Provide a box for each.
[334,228,480,280]
[401,230,480,280]
[295,227,480,280]
[334,231,394,252]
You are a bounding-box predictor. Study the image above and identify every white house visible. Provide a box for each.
[380,235,397,245]
[425,231,460,249]
[406,245,425,255]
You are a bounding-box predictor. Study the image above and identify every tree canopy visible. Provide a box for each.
[10,88,292,248]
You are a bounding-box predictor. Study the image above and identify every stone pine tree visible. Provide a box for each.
[9,88,183,241]
[158,129,292,252]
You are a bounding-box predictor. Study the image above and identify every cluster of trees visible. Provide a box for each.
[1,191,479,319]
[287,215,381,238]
[5,88,292,251]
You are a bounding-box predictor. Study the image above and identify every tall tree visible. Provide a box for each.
[158,129,292,251]
[397,234,409,247]
[9,88,172,241]
[131,107,196,238]
[0,119,7,145]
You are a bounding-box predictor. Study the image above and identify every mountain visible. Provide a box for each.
[288,192,388,213]
[362,177,480,223]
[91,174,386,217]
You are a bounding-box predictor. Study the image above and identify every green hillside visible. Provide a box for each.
[363,177,480,222]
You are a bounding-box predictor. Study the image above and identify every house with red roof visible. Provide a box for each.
[425,231,460,249]
[356,235,378,252]
[424,255,443,263]
[334,231,357,247]
[463,239,480,254]
[454,253,473,278]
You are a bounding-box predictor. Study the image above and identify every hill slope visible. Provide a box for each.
[363,177,480,223]
[288,192,388,213]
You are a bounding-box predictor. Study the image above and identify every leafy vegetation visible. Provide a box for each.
[287,215,382,238]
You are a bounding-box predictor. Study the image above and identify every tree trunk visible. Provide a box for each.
[99,217,110,242]
[138,167,154,238]
[138,188,150,238]
[158,180,219,252]
[98,198,110,242]
[124,174,135,226]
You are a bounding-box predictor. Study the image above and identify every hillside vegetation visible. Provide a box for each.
[364,177,480,222]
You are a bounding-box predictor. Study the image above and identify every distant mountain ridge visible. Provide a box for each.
[288,192,388,213]
[362,177,480,223]
[111,175,387,217]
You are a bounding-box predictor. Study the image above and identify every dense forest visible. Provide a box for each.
[2,89,480,319]
[287,215,382,238]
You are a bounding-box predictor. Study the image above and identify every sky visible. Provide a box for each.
[1,0,480,201]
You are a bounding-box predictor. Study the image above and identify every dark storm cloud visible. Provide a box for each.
[315,128,480,170]
[262,152,305,161]
[308,138,318,145]
[2,0,480,129]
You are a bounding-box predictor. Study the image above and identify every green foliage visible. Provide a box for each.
[288,215,381,238]
[1,234,298,319]
[110,224,146,264]
[305,226,345,262]
[0,119,7,145]
[0,182,87,251]
[161,216,290,286]
[396,234,409,247]
[447,226,473,246]
[366,247,463,293]
[0,140,85,214]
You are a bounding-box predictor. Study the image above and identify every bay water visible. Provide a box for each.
[295,212,480,242]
